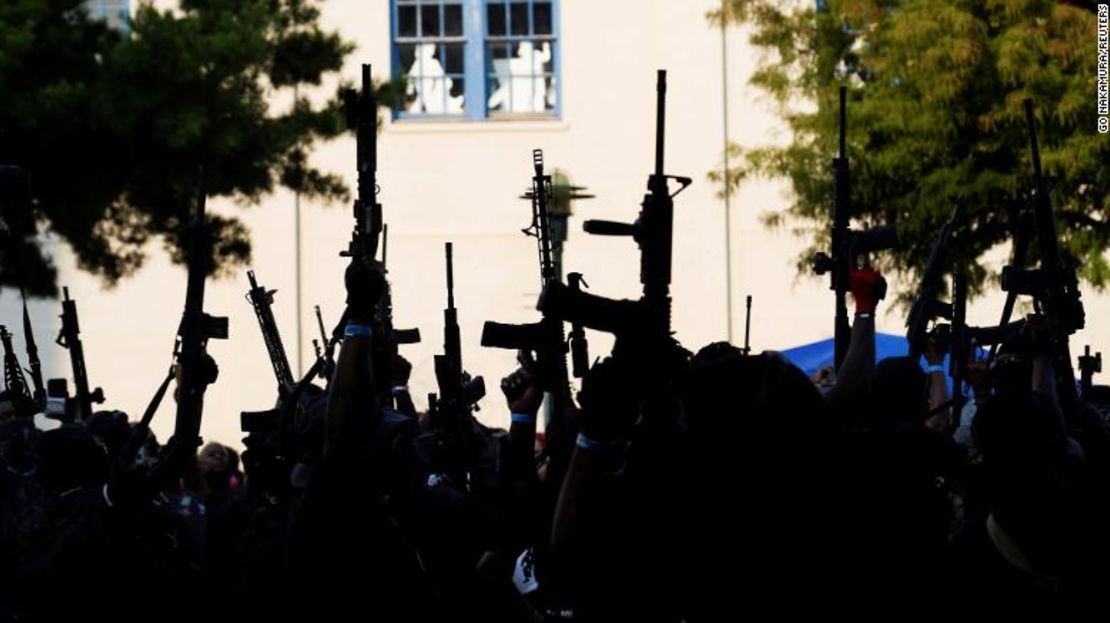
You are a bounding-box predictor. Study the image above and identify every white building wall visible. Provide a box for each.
[3,0,1109,447]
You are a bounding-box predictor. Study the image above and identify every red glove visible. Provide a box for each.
[849,265,886,314]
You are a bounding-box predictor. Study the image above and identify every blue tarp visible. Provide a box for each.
[778,333,983,393]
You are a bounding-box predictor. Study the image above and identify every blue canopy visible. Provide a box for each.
[777,333,983,393]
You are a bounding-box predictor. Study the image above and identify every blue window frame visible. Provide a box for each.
[391,0,560,120]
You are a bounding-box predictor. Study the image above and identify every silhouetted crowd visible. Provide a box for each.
[2,259,1110,622]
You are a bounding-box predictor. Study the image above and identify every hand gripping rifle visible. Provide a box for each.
[246,270,296,396]
[538,70,690,357]
[436,243,485,412]
[54,287,105,422]
[339,66,419,394]
[170,166,228,449]
[330,63,383,348]
[811,87,899,370]
[1000,100,1085,426]
[428,243,486,488]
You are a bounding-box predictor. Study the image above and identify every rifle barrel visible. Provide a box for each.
[839,86,846,157]
[445,242,455,309]
[655,70,666,176]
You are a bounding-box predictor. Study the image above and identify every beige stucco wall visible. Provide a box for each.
[3,0,1109,447]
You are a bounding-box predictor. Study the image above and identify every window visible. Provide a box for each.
[391,0,560,120]
[485,0,557,116]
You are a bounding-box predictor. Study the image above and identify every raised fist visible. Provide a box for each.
[849,264,886,314]
[344,256,386,323]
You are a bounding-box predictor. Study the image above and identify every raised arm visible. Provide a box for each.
[324,257,386,467]
[923,340,951,431]
[825,265,882,405]
[551,358,637,547]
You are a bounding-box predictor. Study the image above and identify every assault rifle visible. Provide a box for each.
[811,87,899,370]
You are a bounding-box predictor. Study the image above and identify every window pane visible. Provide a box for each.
[444,3,463,36]
[510,2,529,35]
[443,43,464,75]
[544,75,557,111]
[487,40,554,113]
[398,44,418,76]
[487,43,512,112]
[488,76,505,112]
[534,2,552,35]
[539,41,554,75]
[420,4,440,37]
[488,2,506,36]
[397,5,417,37]
[404,81,421,113]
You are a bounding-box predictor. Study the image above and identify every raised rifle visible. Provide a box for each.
[427,243,486,488]
[811,87,899,370]
[988,202,1032,363]
[170,166,228,448]
[1,325,33,415]
[314,305,337,384]
[743,295,753,355]
[246,270,295,396]
[905,204,961,360]
[331,63,384,348]
[538,70,691,355]
[1000,100,1085,426]
[341,63,382,264]
[949,269,969,419]
[435,242,485,411]
[54,287,104,422]
[20,289,45,409]
[481,150,572,406]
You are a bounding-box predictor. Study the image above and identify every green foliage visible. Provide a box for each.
[711,0,1107,301]
[0,0,397,295]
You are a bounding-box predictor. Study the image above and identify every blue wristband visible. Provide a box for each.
[511,412,536,425]
[344,323,373,339]
[924,364,945,374]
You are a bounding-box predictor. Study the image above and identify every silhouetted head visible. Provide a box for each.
[867,357,927,425]
[681,346,831,462]
[198,441,240,492]
[36,423,108,491]
[974,391,1069,486]
[0,416,38,474]
[86,410,131,458]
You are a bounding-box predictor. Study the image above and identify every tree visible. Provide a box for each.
[711,0,1108,301]
[0,0,396,295]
